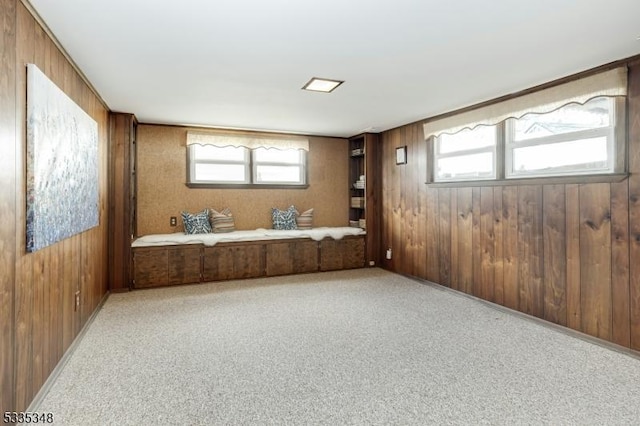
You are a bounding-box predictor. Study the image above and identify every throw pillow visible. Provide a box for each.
[296,208,314,230]
[181,209,212,234]
[210,208,235,233]
[271,205,297,230]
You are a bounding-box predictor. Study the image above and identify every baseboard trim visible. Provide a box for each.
[26,291,112,411]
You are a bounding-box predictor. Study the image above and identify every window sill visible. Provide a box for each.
[186,183,310,189]
[425,173,629,188]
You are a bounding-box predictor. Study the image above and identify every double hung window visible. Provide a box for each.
[505,97,621,178]
[434,125,497,181]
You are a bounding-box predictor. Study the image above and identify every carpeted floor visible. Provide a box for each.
[36,268,640,425]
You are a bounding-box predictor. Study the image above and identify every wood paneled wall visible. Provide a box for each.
[136,124,349,235]
[0,0,17,414]
[0,1,110,412]
[380,60,640,352]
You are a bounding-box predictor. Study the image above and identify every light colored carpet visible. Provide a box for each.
[37,268,640,425]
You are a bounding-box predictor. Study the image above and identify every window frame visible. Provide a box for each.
[504,97,624,179]
[251,148,307,186]
[426,97,627,186]
[187,144,251,185]
[432,125,499,182]
[186,145,309,189]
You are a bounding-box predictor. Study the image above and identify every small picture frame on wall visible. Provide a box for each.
[395,146,407,165]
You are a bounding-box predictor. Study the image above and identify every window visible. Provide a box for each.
[187,142,307,187]
[505,97,621,178]
[424,67,627,184]
[189,145,250,184]
[434,125,497,182]
[252,148,306,185]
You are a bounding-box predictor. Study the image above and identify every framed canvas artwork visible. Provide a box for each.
[26,63,99,252]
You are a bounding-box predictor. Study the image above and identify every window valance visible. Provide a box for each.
[186,131,309,151]
[423,67,627,138]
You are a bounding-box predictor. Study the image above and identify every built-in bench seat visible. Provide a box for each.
[131,227,367,288]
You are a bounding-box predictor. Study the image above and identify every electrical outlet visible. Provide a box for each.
[74,291,80,311]
[386,248,392,260]
[369,260,375,267]
[170,216,177,226]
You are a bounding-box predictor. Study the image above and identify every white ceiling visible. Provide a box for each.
[29,0,640,138]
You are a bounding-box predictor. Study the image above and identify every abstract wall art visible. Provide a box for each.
[26,63,99,253]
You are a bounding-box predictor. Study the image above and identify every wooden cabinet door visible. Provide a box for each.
[266,242,293,276]
[292,241,319,273]
[168,247,201,285]
[265,241,318,276]
[342,237,365,269]
[202,246,235,282]
[203,244,264,281]
[133,248,168,288]
[320,237,365,271]
[233,245,263,279]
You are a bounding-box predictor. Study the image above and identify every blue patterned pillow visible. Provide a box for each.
[272,205,298,230]
[181,209,212,234]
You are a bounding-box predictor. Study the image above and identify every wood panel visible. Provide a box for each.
[543,185,566,326]
[438,188,451,286]
[14,2,35,408]
[425,188,439,282]
[610,181,630,347]
[233,245,264,279]
[203,246,235,282]
[493,187,504,306]
[403,127,417,276]
[8,2,111,411]
[364,133,381,266]
[471,187,481,297]
[415,127,428,279]
[266,242,295,276]
[0,0,16,414]
[502,186,519,310]
[517,186,544,318]
[320,237,365,271]
[628,61,640,351]
[168,247,201,285]
[456,188,473,294]
[579,184,612,340]
[565,184,581,331]
[449,189,459,290]
[479,187,495,301]
[390,129,403,274]
[133,248,168,288]
[203,243,264,281]
[109,113,136,291]
[266,240,318,276]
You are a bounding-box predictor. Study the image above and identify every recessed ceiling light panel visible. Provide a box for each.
[302,77,344,93]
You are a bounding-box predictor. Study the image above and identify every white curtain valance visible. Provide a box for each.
[186,131,309,151]
[423,66,628,138]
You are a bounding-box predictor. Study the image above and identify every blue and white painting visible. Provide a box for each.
[26,63,99,253]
